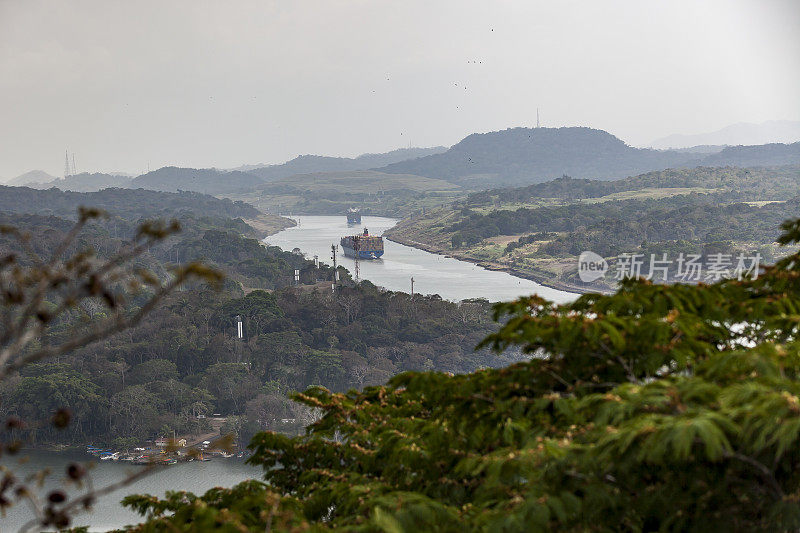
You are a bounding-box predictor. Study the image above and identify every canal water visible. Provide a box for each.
[0,450,260,531]
[266,215,576,304]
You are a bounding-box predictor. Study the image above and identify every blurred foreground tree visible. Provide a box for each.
[124,217,800,532]
[0,208,221,531]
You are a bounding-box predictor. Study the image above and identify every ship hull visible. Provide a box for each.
[341,245,383,259]
[346,213,361,224]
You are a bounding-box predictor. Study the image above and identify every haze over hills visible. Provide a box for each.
[6,169,59,186]
[378,127,692,187]
[650,120,800,149]
[244,146,447,180]
[261,170,460,193]
[6,147,448,195]
[20,172,133,192]
[129,167,265,194]
[7,128,800,196]
[697,142,800,168]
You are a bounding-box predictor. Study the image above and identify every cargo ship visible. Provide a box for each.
[341,228,384,259]
[346,208,361,225]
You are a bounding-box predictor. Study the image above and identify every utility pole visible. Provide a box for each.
[331,244,339,292]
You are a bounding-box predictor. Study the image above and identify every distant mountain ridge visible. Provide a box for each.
[21,172,132,192]
[129,167,264,194]
[378,127,692,186]
[691,142,800,168]
[0,186,259,220]
[6,169,59,186]
[650,120,800,149]
[8,130,800,195]
[378,127,800,187]
[245,146,447,180]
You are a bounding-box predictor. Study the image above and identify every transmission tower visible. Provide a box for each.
[64,150,71,179]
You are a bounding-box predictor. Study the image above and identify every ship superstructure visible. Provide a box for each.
[346,208,362,224]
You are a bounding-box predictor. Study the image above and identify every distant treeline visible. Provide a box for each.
[466,166,800,205]
[0,185,259,220]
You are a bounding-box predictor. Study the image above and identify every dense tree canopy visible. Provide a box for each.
[125,217,800,532]
[0,209,511,447]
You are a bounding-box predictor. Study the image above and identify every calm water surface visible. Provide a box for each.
[267,215,576,304]
[1,450,260,531]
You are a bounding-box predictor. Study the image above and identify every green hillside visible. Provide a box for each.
[379,127,800,188]
[130,167,265,194]
[229,170,465,217]
[385,165,800,293]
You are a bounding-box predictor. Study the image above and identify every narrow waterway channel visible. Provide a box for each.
[266,215,577,304]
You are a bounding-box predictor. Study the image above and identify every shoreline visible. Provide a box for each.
[242,212,296,240]
[382,233,608,296]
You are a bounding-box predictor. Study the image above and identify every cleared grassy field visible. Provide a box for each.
[741,200,786,207]
[582,187,718,203]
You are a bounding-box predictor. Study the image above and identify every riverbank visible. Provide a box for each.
[381,228,610,296]
[242,212,296,239]
[266,215,577,304]
[383,234,594,295]
[1,449,259,531]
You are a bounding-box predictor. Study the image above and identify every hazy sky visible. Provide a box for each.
[1,0,799,178]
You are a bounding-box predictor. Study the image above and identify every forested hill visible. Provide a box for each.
[129,167,265,194]
[467,165,800,205]
[694,142,800,167]
[0,185,261,220]
[17,172,132,191]
[378,127,800,187]
[379,127,690,186]
[244,147,447,180]
[384,165,800,293]
[0,208,512,447]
